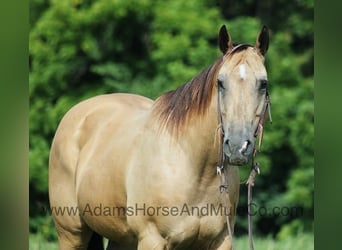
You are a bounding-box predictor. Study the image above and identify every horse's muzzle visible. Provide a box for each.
[223,139,254,165]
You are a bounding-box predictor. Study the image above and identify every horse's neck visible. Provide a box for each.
[178,99,220,178]
[147,90,221,181]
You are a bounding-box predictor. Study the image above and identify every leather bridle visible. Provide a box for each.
[216,45,272,250]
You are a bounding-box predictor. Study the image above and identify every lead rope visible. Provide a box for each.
[246,93,272,250]
[246,152,259,250]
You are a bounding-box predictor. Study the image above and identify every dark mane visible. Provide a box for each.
[152,58,223,134]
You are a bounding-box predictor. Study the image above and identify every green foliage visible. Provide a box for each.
[29,0,313,240]
[29,215,57,242]
[150,0,221,89]
[236,233,314,250]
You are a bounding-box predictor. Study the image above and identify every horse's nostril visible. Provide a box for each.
[225,139,229,145]
[239,140,251,154]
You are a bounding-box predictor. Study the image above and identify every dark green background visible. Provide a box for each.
[0,1,28,249]
[315,1,342,250]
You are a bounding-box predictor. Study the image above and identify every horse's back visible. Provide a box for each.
[49,93,153,176]
[49,93,153,246]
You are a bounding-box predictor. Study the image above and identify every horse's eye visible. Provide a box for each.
[217,79,225,90]
[259,79,268,90]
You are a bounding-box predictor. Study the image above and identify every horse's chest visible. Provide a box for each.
[164,210,226,249]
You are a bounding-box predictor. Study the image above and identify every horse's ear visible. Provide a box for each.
[256,25,269,55]
[218,25,233,54]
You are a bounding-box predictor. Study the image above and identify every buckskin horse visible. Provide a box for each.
[49,25,270,250]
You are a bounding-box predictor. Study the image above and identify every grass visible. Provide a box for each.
[29,233,313,250]
[234,234,313,250]
[30,234,58,250]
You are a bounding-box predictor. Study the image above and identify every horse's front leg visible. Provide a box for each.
[135,223,169,250]
[138,236,168,250]
[215,235,232,250]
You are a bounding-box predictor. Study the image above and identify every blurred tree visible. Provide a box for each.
[30,0,50,27]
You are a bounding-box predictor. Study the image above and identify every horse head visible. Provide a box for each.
[217,25,270,165]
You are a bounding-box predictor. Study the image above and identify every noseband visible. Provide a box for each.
[216,44,272,250]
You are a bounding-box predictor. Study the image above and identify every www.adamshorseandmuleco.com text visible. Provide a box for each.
[41,203,304,218]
